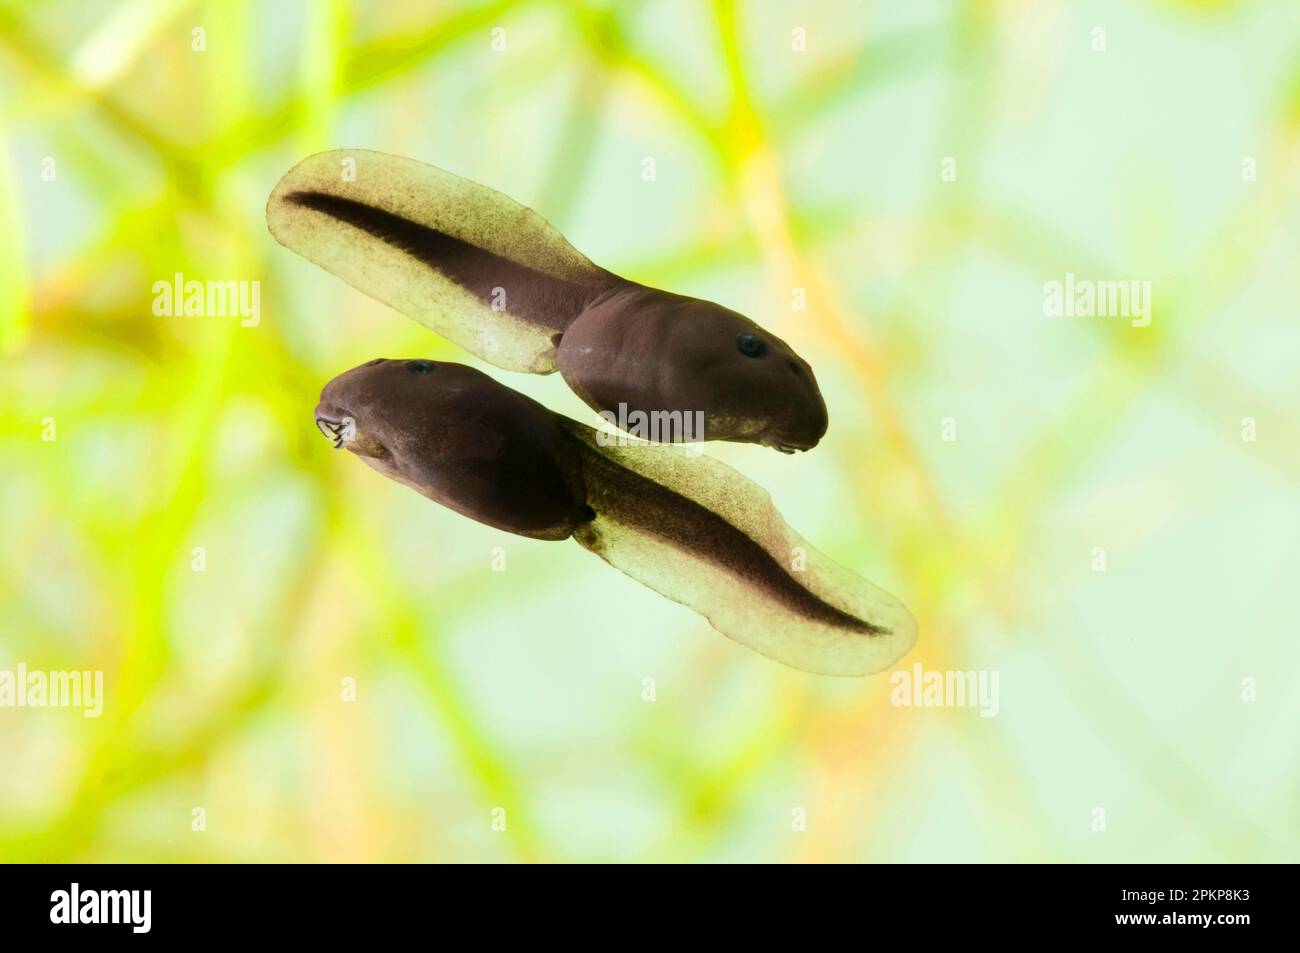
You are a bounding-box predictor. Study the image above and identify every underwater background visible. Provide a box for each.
[1,0,1297,862]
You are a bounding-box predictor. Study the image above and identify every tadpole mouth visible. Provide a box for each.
[764,437,815,454]
[314,405,356,450]
[315,416,346,448]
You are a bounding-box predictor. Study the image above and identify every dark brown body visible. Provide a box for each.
[315,359,590,540]
[315,358,887,628]
[270,151,830,451]
[558,284,829,450]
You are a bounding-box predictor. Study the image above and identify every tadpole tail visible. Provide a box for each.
[267,150,618,374]
[559,421,918,677]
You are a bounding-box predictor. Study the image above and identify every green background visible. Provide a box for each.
[1,0,1297,862]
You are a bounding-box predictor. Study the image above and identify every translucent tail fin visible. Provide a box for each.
[562,423,918,676]
[267,150,614,373]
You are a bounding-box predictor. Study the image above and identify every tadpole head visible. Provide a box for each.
[675,303,829,450]
[314,357,448,459]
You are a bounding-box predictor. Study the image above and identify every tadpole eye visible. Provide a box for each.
[406,360,435,375]
[736,333,766,358]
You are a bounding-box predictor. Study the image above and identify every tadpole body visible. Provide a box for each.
[316,359,590,541]
[271,150,828,451]
[315,358,916,676]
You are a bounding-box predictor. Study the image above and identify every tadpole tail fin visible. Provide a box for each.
[561,423,918,676]
[267,149,615,373]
